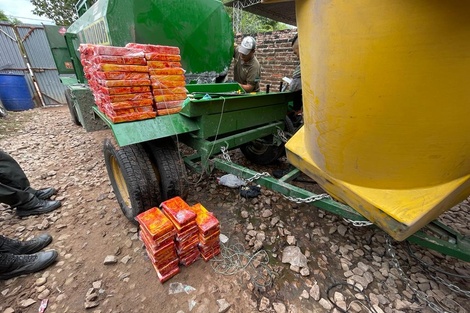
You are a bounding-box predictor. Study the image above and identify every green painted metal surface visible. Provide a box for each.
[93,107,199,147]
[43,25,76,75]
[212,158,470,262]
[65,0,233,79]
[69,85,108,132]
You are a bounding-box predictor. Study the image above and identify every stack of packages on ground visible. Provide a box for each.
[136,197,221,283]
[189,203,221,261]
[78,43,187,123]
[161,197,200,266]
[78,44,154,123]
[127,44,188,116]
[135,207,180,283]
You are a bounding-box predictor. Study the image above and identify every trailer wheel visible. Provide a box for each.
[145,138,189,201]
[65,89,81,126]
[240,117,294,165]
[103,139,161,224]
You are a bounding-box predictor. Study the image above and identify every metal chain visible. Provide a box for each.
[385,236,451,313]
[282,193,330,204]
[220,145,232,162]
[245,172,271,183]
[276,128,289,143]
[430,271,470,298]
[343,218,374,227]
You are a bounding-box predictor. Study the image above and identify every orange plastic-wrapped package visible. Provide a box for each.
[84,44,144,57]
[155,100,185,110]
[154,94,187,102]
[149,68,185,76]
[135,207,176,240]
[104,112,157,123]
[152,81,186,88]
[145,53,181,62]
[99,79,151,87]
[147,61,182,69]
[126,43,180,55]
[106,99,154,110]
[100,92,153,103]
[160,197,196,227]
[95,72,149,81]
[152,87,188,95]
[140,226,176,250]
[189,203,220,235]
[153,260,180,283]
[98,86,151,95]
[94,55,147,65]
[99,64,149,73]
[157,107,182,116]
[150,75,185,83]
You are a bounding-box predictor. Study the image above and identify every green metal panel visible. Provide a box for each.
[197,103,287,138]
[65,0,233,79]
[43,25,76,75]
[181,91,294,118]
[93,108,200,147]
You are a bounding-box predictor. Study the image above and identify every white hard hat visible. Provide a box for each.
[239,36,256,55]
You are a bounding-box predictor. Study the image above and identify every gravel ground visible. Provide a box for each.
[0,106,469,313]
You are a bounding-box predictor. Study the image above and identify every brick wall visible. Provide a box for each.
[228,29,298,92]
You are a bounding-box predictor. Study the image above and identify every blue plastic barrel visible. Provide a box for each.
[0,73,35,111]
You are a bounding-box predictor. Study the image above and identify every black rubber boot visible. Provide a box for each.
[0,234,52,255]
[35,187,57,200]
[16,198,61,217]
[0,250,58,280]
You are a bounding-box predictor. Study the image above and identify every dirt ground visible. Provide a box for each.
[0,106,469,313]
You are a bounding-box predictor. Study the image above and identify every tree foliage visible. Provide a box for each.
[0,9,22,25]
[30,0,77,26]
[223,1,292,34]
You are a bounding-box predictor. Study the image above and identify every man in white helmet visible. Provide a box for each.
[233,36,261,92]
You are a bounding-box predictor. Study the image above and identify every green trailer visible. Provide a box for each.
[51,0,469,262]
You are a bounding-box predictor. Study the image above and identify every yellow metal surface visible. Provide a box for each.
[287,0,470,240]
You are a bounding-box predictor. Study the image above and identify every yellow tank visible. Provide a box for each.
[284,0,470,240]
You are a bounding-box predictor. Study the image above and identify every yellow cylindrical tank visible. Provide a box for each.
[285,0,470,240]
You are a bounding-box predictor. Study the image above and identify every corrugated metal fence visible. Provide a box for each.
[0,22,66,106]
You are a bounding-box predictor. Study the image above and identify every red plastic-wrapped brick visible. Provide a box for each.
[145,53,181,62]
[152,87,188,95]
[179,249,200,267]
[99,79,151,87]
[98,86,151,95]
[152,81,186,88]
[157,107,182,116]
[100,92,153,103]
[80,44,144,57]
[150,75,185,83]
[154,263,180,283]
[149,68,185,75]
[147,61,182,69]
[94,55,147,65]
[99,64,149,73]
[189,203,220,236]
[160,197,196,227]
[95,72,149,81]
[155,100,185,110]
[126,43,180,55]
[135,207,176,240]
[154,94,187,102]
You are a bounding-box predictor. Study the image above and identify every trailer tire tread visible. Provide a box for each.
[146,138,188,201]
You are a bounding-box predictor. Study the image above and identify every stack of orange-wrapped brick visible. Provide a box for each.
[189,203,221,261]
[78,44,155,123]
[161,197,200,266]
[135,208,180,283]
[127,43,188,116]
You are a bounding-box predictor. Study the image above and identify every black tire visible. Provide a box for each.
[240,116,298,165]
[145,138,189,201]
[103,139,161,224]
[0,99,7,118]
[64,89,81,126]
